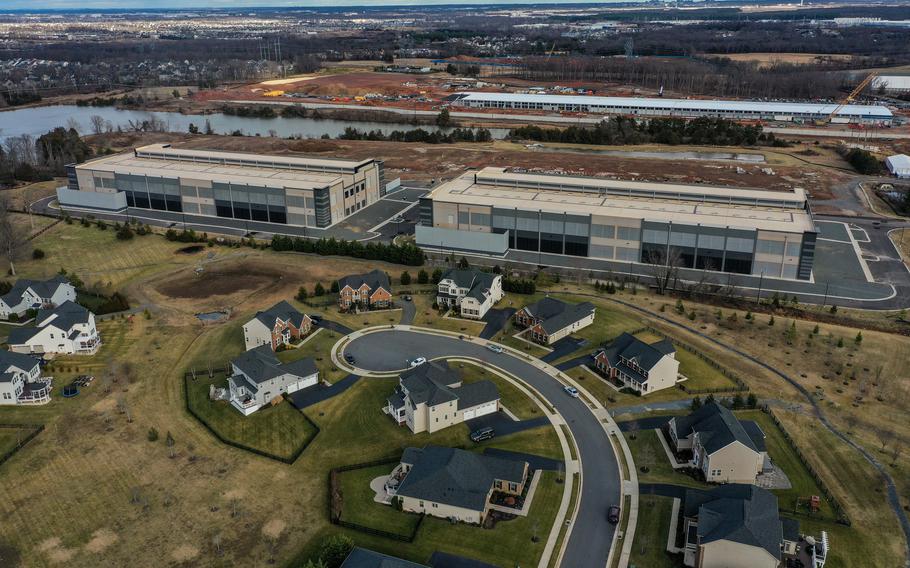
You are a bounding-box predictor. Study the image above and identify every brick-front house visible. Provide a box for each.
[242,300,312,351]
[514,297,595,345]
[593,332,679,394]
[337,270,393,310]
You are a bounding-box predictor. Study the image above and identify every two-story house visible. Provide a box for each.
[386,360,499,434]
[0,350,51,406]
[227,345,319,416]
[682,484,801,568]
[436,269,503,320]
[242,300,313,351]
[337,270,393,311]
[593,332,680,394]
[392,445,529,524]
[668,402,767,484]
[513,297,595,345]
[7,301,101,356]
[0,276,76,320]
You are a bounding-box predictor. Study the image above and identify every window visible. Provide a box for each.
[617,226,640,241]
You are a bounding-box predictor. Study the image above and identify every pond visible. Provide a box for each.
[196,311,230,323]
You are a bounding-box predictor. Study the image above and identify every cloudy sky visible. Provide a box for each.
[1,0,626,10]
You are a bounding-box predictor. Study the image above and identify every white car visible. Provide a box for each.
[564,386,580,398]
[486,344,504,354]
[409,357,427,368]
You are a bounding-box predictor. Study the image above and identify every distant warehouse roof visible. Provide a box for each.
[452,92,893,120]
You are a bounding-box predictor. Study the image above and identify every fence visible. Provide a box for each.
[643,326,749,395]
[181,373,320,465]
[0,423,45,469]
[762,407,851,526]
[328,456,426,542]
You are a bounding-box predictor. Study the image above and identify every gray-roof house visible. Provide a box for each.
[514,297,596,345]
[340,547,429,568]
[436,269,503,319]
[227,344,318,415]
[682,484,797,568]
[393,446,528,524]
[7,301,101,356]
[0,350,50,406]
[242,300,313,351]
[386,360,499,434]
[0,276,76,320]
[669,402,767,484]
[593,332,679,394]
[338,269,393,310]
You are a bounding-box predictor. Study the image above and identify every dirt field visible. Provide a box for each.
[154,262,286,299]
[703,52,856,68]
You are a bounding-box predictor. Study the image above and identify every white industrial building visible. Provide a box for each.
[451,92,893,125]
[871,75,910,93]
[886,154,910,179]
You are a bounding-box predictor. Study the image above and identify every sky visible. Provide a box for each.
[0,0,627,10]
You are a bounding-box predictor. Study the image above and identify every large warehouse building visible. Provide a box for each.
[416,168,818,281]
[59,144,386,228]
[451,92,893,125]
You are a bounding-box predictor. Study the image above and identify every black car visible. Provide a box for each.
[607,505,621,524]
[470,427,495,443]
[344,353,356,364]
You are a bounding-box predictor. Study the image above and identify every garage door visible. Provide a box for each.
[474,401,497,418]
[463,408,476,420]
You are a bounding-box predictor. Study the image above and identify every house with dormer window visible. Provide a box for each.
[435,269,503,319]
[337,270,393,310]
[0,276,76,320]
[593,332,679,394]
[7,301,101,356]
[242,300,312,351]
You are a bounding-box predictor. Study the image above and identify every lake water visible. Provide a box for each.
[0,104,511,141]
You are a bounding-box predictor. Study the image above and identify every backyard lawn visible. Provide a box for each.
[184,370,318,461]
[337,463,421,537]
[627,429,705,489]
[629,495,683,568]
[278,328,348,384]
[0,427,37,463]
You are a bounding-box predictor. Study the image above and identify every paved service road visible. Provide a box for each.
[344,329,621,568]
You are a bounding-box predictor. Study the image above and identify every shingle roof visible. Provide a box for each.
[35,301,91,330]
[252,300,308,329]
[0,276,70,307]
[341,547,429,568]
[601,332,675,373]
[440,269,498,302]
[338,269,391,293]
[740,420,768,453]
[671,402,759,454]
[231,344,317,386]
[537,301,595,335]
[684,484,784,561]
[456,381,500,410]
[396,446,526,511]
[398,360,499,409]
[0,350,39,375]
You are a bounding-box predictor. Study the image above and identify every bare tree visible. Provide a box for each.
[89,115,106,136]
[647,247,683,295]
[876,427,895,452]
[0,193,30,276]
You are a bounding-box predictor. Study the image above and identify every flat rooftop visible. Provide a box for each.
[454,92,893,119]
[428,168,816,233]
[78,144,378,190]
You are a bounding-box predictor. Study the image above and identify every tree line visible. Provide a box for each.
[1,127,92,185]
[338,126,493,144]
[509,116,787,148]
[270,235,424,266]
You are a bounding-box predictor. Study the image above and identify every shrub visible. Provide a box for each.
[32,248,45,260]
[116,224,134,240]
[417,269,429,284]
[314,283,326,296]
[147,427,159,442]
[431,268,443,283]
[319,534,354,568]
[296,286,308,302]
[330,280,340,293]
[400,271,411,285]
[675,299,685,315]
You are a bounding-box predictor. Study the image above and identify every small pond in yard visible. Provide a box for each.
[176,245,206,255]
[196,311,230,322]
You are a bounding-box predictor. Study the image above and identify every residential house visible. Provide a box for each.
[668,402,767,484]
[0,276,76,320]
[436,269,503,319]
[340,548,429,568]
[593,332,679,394]
[7,301,101,356]
[338,270,393,310]
[386,360,499,434]
[392,446,529,524]
[0,350,51,405]
[227,345,319,415]
[513,297,595,345]
[242,300,312,351]
[682,484,798,568]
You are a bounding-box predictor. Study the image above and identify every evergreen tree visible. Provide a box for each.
[314,283,326,296]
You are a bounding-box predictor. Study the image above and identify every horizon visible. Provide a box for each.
[0,0,643,11]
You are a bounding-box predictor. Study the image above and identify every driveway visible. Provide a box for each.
[483,448,564,472]
[314,318,354,335]
[399,298,416,325]
[555,353,594,372]
[464,410,549,438]
[540,336,588,363]
[344,329,622,568]
[288,374,360,409]
[638,483,688,499]
[617,416,673,432]
[479,308,515,340]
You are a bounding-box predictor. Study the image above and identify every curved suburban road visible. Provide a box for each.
[343,329,623,568]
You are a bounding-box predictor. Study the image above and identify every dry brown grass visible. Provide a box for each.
[704,52,855,68]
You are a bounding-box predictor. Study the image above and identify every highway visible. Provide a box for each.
[343,329,622,568]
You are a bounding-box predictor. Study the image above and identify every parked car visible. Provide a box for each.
[403,295,412,301]
[409,357,427,368]
[608,505,621,524]
[564,386,580,398]
[470,427,495,443]
[486,344,504,354]
[344,353,356,364]
[309,315,321,324]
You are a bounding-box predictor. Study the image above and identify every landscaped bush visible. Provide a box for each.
[32,248,45,260]
[271,234,424,266]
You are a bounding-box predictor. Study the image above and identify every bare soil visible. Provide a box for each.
[154,263,286,299]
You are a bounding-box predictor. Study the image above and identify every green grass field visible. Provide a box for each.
[0,427,35,463]
[456,361,546,421]
[629,495,684,568]
[278,328,348,384]
[337,463,421,536]
[628,429,705,489]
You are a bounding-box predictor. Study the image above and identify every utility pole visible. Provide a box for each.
[756,271,764,303]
